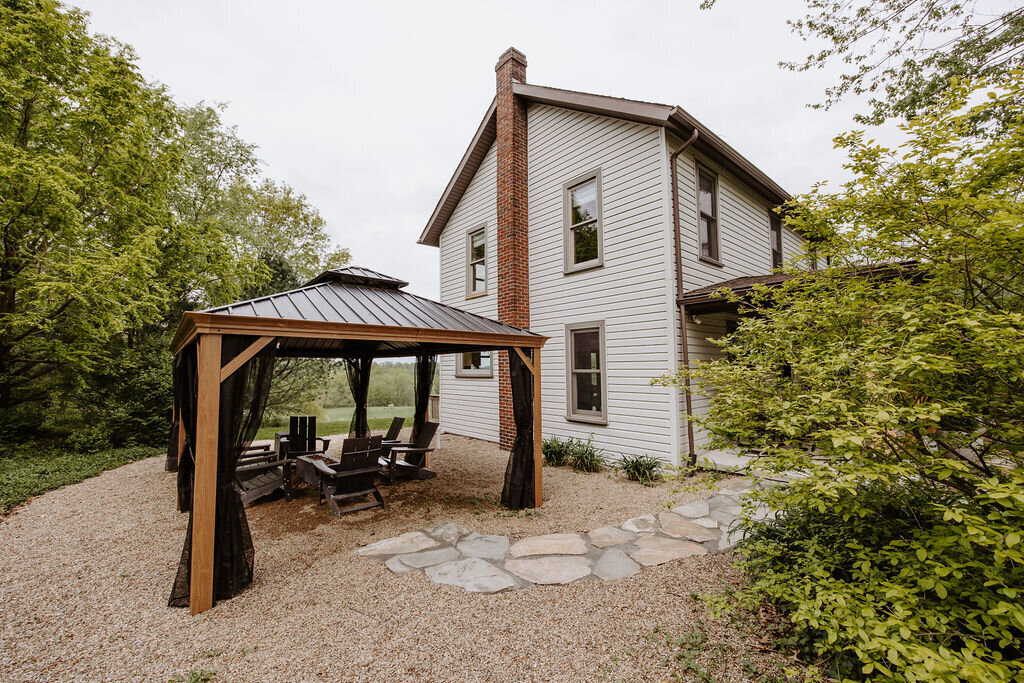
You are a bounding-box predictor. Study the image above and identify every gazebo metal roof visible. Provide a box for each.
[172,266,545,358]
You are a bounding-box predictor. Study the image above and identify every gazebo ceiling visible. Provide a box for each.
[171,266,546,357]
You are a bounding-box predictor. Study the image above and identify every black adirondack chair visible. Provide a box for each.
[235,444,294,505]
[307,435,386,516]
[381,416,405,444]
[281,416,331,459]
[379,421,439,483]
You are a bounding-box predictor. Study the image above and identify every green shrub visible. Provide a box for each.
[567,437,604,473]
[541,436,571,466]
[1,444,157,515]
[619,453,663,485]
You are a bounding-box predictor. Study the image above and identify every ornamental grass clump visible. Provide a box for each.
[541,436,571,466]
[567,437,604,473]
[655,78,1024,681]
[619,453,663,485]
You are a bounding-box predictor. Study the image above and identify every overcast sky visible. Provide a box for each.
[75,0,877,297]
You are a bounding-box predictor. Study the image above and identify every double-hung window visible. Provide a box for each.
[564,172,602,273]
[456,351,491,378]
[466,227,487,297]
[697,165,720,263]
[769,212,783,269]
[566,322,607,424]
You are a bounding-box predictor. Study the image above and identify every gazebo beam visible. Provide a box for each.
[190,333,221,615]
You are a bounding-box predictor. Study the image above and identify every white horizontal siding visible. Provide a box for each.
[667,132,803,453]
[437,143,499,442]
[528,105,678,463]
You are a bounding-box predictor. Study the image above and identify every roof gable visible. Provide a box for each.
[418,83,790,247]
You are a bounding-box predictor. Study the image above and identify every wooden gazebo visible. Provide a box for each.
[169,267,547,614]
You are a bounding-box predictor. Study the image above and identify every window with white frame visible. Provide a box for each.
[566,322,607,423]
[466,227,487,296]
[697,165,720,262]
[456,350,491,378]
[564,172,602,272]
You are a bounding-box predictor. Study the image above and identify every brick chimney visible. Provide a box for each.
[495,47,529,450]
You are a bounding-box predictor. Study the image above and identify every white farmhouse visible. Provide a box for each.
[418,48,808,468]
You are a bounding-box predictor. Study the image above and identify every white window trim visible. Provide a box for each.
[565,321,608,425]
[455,350,493,378]
[562,170,604,274]
[695,162,722,267]
[465,225,487,299]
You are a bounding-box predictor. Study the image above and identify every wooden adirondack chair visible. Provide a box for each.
[379,421,439,483]
[307,435,386,516]
[381,416,405,444]
[235,444,294,505]
[281,416,331,459]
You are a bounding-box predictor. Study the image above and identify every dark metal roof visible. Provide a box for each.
[418,82,791,247]
[195,266,539,357]
[306,266,409,289]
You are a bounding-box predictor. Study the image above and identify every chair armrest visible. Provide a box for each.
[391,446,435,456]
[243,444,272,453]
[318,437,331,451]
[237,460,284,475]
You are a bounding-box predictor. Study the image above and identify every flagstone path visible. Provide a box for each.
[356,477,771,593]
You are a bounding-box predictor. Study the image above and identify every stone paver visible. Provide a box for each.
[508,533,587,558]
[504,556,592,585]
[424,557,517,593]
[658,512,720,543]
[587,525,636,549]
[690,516,719,529]
[456,532,510,560]
[426,521,470,544]
[628,536,708,566]
[356,531,438,556]
[392,547,461,569]
[672,500,710,518]
[592,548,641,580]
[356,475,771,592]
[621,514,657,533]
[384,556,417,573]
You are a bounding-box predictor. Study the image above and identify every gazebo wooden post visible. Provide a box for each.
[532,347,542,508]
[190,332,221,615]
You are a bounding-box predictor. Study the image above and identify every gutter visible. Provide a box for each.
[670,128,699,467]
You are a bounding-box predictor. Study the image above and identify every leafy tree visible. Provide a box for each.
[0,0,178,432]
[657,77,1024,680]
[704,0,1024,126]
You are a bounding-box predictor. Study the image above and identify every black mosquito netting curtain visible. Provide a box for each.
[172,343,198,511]
[501,348,535,509]
[408,353,437,465]
[168,335,277,608]
[345,357,372,438]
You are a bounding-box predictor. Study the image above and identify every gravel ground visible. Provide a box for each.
[0,433,789,682]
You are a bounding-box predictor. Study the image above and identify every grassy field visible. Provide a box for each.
[254,406,414,441]
[1,445,159,515]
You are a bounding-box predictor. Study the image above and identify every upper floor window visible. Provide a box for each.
[769,212,783,269]
[564,172,603,273]
[566,321,607,424]
[466,227,487,297]
[456,350,491,378]
[697,165,720,263]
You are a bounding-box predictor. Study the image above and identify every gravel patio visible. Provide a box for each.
[0,434,788,681]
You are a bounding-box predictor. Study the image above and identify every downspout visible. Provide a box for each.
[670,128,699,468]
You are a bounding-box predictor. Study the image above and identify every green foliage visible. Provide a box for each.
[618,453,663,486]
[706,0,1024,127]
[0,443,157,515]
[0,2,349,445]
[541,435,571,466]
[541,435,605,471]
[567,436,604,473]
[655,78,1024,681]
